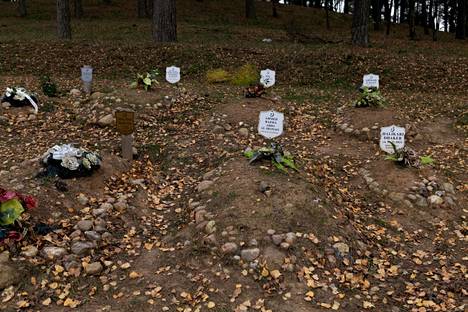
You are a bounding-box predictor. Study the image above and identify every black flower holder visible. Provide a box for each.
[1,87,39,113]
[40,144,102,179]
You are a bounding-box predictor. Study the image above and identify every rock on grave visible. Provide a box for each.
[0,252,19,289]
[197,180,214,192]
[71,241,95,255]
[221,242,238,254]
[241,248,260,261]
[98,114,114,127]
[77,220,93,231]
[428,195,444,206]
[85,262,103,275]
[333,242,350,257]
[41,246,68,260]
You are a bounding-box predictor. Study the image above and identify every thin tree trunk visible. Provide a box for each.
[17,0,27,17]
[455,0,466,38]
[449,0,456,32]
[400,0,407,21]
[385,0,392,34]
[57,0,71,39]
[352,0,371,46]
[394,0,399,22]
[272,0,279,17]
[428,0,434,29]
[409,0,417,38]
[146,0,153,17]
[372,0,382,30]
[344,0,350,13]
[138,0,146,18]
[74,0,83,18]
[444,0,448,30]
[326,0,331,29]
[152,0,177,42]
[246,0,256,19]
[422,0,429,33]
[433,0,439,39]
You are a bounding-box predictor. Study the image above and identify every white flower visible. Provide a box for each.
[85,153,100,166]
[61,156,80,171]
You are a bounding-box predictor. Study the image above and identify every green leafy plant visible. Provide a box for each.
[355,87,386,108]
[40,75,58,97]
[206,69,230,83]
[231,64,260,86]
[244,143,298,172]
[131,69,160,91]
[385,142,434,168]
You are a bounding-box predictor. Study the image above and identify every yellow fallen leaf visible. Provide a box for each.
[49,282,59,289]
[363,301,374,309]
[261,267,269,277]
[270,270,281,279]
[121,262,131,269]
[207,301,216,309]
[332,301,340,310]
[16,300,30,308]
[305,291,315,298]
[129,271,141,279]
[42,298,52,306]
[63,298,81,308]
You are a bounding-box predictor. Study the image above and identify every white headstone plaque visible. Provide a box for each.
[363,74,379,89]
[81,66,93,83]
[260,69,276,88]
[258,110,284,139]
[166,66,181,84]
[380,125,405,153]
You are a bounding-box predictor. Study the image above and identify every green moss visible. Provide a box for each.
[206,68,230,83]
[230,64,259,86]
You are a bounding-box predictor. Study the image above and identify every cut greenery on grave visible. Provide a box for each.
[130,69,160,91]
[385,142,434,168]
[355,87,387,108]
[244,143,298,172]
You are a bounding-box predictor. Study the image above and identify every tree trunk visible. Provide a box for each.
[146,0,153,17]
[449,0,456,32]
[152,0,177,42]
[372,0,381,30]
[17,0,27,17]
[326,0,331,29]
[57,0,71,39]
[394,0,399,22]
[400,0,407,21]
[246,0,256,19]
[455,0,466,38]
[344,0,350,13]
[444,0,449,30]
[409,0,417,38]
[272,0,279,17]
[433,0,439,39]
[138,0,146,17]
[385,0,392,34]
[428,0,434,29]
[352,0,370,46]
[74,0,83,18]
[422,0,429,33]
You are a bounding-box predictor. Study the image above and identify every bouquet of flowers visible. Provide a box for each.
[0,188,37,226]
[354,86,386,108]
[1,86,39,113]
[41,144,102,179]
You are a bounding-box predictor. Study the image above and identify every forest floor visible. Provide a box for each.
[0,0,467,312]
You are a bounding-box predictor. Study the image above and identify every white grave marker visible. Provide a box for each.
[81,65,93,94]
[166,66,181,84]
[380,125,405,153]
[363,74,379,89]
[260,69,276,88]
[258,110,284,139]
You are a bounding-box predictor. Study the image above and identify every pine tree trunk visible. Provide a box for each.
[17,0,27,17]
[57,0,71,39]
[372,0,381,30]
[74,0,83,18]
[326,0,331,29]
[385,0,392,34]
[246,0,256,19]
[138,0,146,17]
[409,0,416,38]
[422,0,429,34]
[393,0,399,22]
[433,0,439,39]
[344,0,350,13]
[455,0,466,38]
[152,0,177,42]
[272,0,279,17]
[444,0,449,30]
[400,0,407,21]
[352,0,370,46]
[146,0,153,17]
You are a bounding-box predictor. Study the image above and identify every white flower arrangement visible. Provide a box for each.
[2,86,39,113]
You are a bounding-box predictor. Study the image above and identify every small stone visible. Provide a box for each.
[238,128,249,137]
[415,197,428,207]
[333,242,350,256]
[241,248,260,261]
[70,89,81,97]
[77,194,89,206]
[97,114,114,127]
[442,182,455,194]
[194,210,206,224]
[70,230,82,239]
[90,92,103,99]
[249,239,258,247]
[407,194,417,201]
[267,229,276,235]
[85,231,101,241]
[197,180,214,192]
[85,262,103,275]
[0,255,19,289]
[221,242,238,254]
[41,247,68,260]
[101,232,112,240]
[271,234,284,245]
[76,220,93,231]
[92,208,107,217]
[428,195,444,206]
[1,102,11,109]
[71,242,94,255]
[428,176,437,182]
[259,181,270,193]
[344,128,353,133]
[20,246,38,257]
[213,125,224,134]
[284,232,296,245]
[203,170,216,180]
[280,242,290,250]
[205,220,216,234]
[113,201,128,212]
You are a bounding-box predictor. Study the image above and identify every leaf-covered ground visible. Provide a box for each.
[0,1,467,311]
